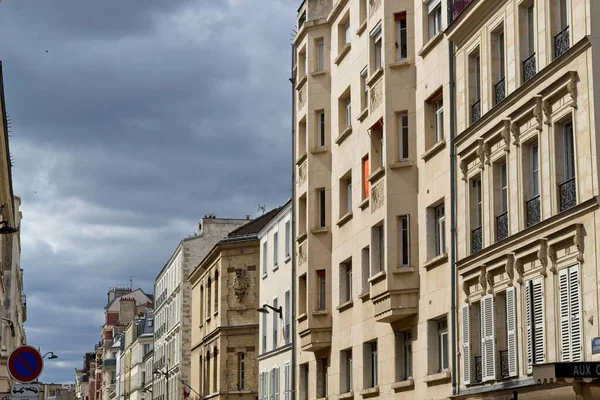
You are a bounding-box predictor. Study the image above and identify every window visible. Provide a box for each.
[205,353,211,395]
[238,353,245,389]
[428,203,446,258]
[340,260,352,303]
[273,297,279,349]
[284,290,291,344]
[558,120,576,211]
[318,189,326,228]
[360,67,369,111]
[340,172,352,216]
[340,348,353,393]
[345,21,351,44]
[262,310,268,353]
[520,3,536,82]
[317,111,326,147]
[361,156,370,200]
[395,331,412,382]
[298,118,307,156]
[492,26,506,104]
[395,13,407,61]
[553,0,570,58]
[427,318,448,374]
[361,246,370,294]
[469,49,481,124]
[359,0,367,24]
[273,232,279,268]
[559,265,581,361]
[316,270,326,310]
[207,278,212,316]
[317,358,328,398]
[434,97,444,144]
[199,286,204,322]
[530,141,540,198]
[285,221,291,258]
[563,121,575,181]
[345,97,352,128]
[299,274,307,315]
[371,24,383,71]
[284,363,291,400]
[337,14,351,58]
[371,224,385,276]
[213,348,218,392]
[428,0,442,39]
[370,126,384,170]
[398,216,410,267]
[398,114,409,160]
[299,195,307,236]
[525,277,545,373]
[263,241,268,276]
[470,176,482,253]
[298,47,307,80]
[346,178,352,213]
[494,161,509,241]
[363,341,378,388]
[316,38,325,72]
[214,271,219,313]
[299,364,309,400]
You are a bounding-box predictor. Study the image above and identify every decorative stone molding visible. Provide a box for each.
[505,254,515,286]
[574,224,584,262]
[233,268,250,303]
[542,100,552,126]
[369,0,382,16]
[479,266,487,292]
[511,122,520,146]
[484,141,491,165]
[462,281,470,303]
[515,259,524,285]
[533,96,543,131]
[548,245,557,275]
[460,159,468,181]
[538,239,548,277]
[298,85,306,110]
[486,271,494,294]
[568,71,578,109]
[477,138,486,170]
[371,181,384,211]
[501,120,511,152]
[369,79,383,112]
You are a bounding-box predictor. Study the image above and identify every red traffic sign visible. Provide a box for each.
[8,346,44,383]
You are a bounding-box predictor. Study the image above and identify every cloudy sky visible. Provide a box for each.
[0,0,296,383]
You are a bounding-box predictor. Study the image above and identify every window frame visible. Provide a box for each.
[428,0,442,39]
[434,98,444,143]
[398,114,409,161]
[316,38,325,72]
[395,13,407,61]
[317,270,326,310]
[317,111,326,147]
[398,215,410,267]
[434,204,446,257]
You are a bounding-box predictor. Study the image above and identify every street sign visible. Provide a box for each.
[11,384,40,397]
[0,392,9,400]
[8,346,44,383]
[592,337,600,354]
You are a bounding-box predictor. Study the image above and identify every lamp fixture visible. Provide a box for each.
[256,304,283,319]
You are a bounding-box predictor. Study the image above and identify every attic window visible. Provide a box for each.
[148,320,153,327]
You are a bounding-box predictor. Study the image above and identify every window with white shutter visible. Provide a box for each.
[480,294,496,381]
[506,287,518,377]
[275,367,280,400]
[525,277,545,373]
[462,304,471,385]
[284,363,290,400]
[427,319,439,374]
[559,265,582,362]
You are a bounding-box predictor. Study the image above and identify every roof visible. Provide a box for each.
[257,200,292,238]
[223,207,282,240]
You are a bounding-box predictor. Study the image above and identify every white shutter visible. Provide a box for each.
[395,332,405,382]
[462,304,471,385]
[284,364,290,400]
[506,287,518,377]
[480,294,496,382]
[559,268,570,361]
[427,320,439,374]
[569,266,582,361]
[532,278,545,366]
[525,282,532,373]
[559,266,582,362]
[275,367,280,400]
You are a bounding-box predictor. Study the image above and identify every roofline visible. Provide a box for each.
[154,241,183,284]
[297,0,306,13]
[257,201,292,238]
[0,62,15,223]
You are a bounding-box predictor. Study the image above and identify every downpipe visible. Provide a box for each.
[289,42,297,400]
[449,38,458,397]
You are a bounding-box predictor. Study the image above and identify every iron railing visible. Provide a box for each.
[447,0,474,25]
[526,195,541,227]
[554,26,570,59]
[475,355,482,383]
[523,53,536,82]
[496,212,509,242]
[471,99,481,124]
[494,78,506,104]
[500,350,509,378]
[471,226,482,254]
[559,177,577,212]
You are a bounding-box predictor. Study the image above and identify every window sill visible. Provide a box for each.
[296,313,307,322]
[418,32,443,58]
[272,264,279,272]
[229,390,252,395]
[359,198,370,210]
[337,212,353,227]
[358,291,370,301]
[389,160,413,169]
[424,253,448,270]
[296,232,308,243]
[356,20,367,36]
[295,152,308,166]
[295,74,308,91]
[421,139,446,161]
[368,270,386,283]
[284,256,291,264]
[424,370,451,385]
[335,126,353,145]
[337,300,354,312]
[311,146,329,154]
[312,309,328,316]
[213,311,218,316]
[262,273,268,280]
[357,107,369,122]
[389,59,411,69]
[311,227,330,235]
[334,43,352,65]
[393,266,415,274]
[359,387,379,397]
[205,317,211,323]
[367,67,384,87]
[311,70,328,77]
[391,379,414,391]
[368,166,385,183]
[338,392,354,400]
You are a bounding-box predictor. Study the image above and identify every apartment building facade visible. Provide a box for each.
[257,202,293,400]
[293,0,453,400]
[152,216,248,400]
[451,0,600,399]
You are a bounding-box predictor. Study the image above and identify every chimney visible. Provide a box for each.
[246,215,250,220]
[119,297,136,324]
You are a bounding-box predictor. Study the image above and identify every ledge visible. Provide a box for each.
[296,152,308,166]
[316,397,327,400]
[272,264,279,273]
[359,387,379,398]
[391,379,414,391]
[229,390,252,395]
[312,310,328,316]
[389,160,413,169]
[336,212,353,227]
[337,300,353,312]
[368,270,386,283]
[424,370,451,385]
[359,198,370,210]
[424,253,448,270]
[356,20,367,35]
[358,291,370,301]
[368,166,385,183]
[296,313,307,322]
[393,266,415,274]
[367,67,384,87]
[311,146,329,154]
[335,126,353,145]
[357,107,369,122]
[389,59,411,69]
[421,139,446,161]
[311,70,327,77]
[296,232,308,243]
[311,227,330,235]
[295,74,308,91]
[418,32,443,58]
[334,43,351,65]
[284,256,291,264]
[338,392,354,400]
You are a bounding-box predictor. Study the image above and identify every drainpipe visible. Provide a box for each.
[448,38,458,397]
[290,41,297,400]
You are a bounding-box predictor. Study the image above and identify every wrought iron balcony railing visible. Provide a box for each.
[471,226,482,254]
[526,195,541,227]
[494,78,506,104]
[496,211,508,242]
[475,355,482,383]
[500,350,509,379]
[559,177,577,212]
[523,53,536,83]
[447,0,473,25]
[554,26,570,59]
[471,99,481,124]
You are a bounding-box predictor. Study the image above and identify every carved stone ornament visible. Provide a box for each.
[486,271,494,294]
[477,138,486,170]
[505,254,515,286]
[548,244,557,275]
[574,224,584,262]
[515,258,524,285]
[479,266,487,292]
[462,281,470,303]
[542,100,552,126]
[460,159,468,181]
[538,239,548,277]
[233,268,250,303]
[484,141,491,165]
[568,71,578,109]
[533,96,543,131]
[501,120,511,152]
[511,122,520,146]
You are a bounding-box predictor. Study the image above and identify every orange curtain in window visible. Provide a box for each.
[362,157,370,199]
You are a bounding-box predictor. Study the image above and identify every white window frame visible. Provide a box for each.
[346,179,352,213]
[344,21,351,45]
[559,264,582,362]
[398,114,409,161]
[361,67,369,110]
[317,270,326,310]
[563,121,575,181]
[371,24,383,70]
[262,241,268,276]
[434,98,444,143]
[318,111,326,147]
[438,321,448,372]
[316,38,325,72]
[396,15,407,61]
[500,162,508,213]
[284,220,291,258]
[399,215,410,267]
[428,0,442,39]
[434,204,445,256]
[273,231,279,269]
[272,297,279,349]
[345,97,352,128]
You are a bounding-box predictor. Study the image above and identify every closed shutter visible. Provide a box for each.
[426,208,436,260]
[395,331,405,382]
[480,294,496,381]
[284,364,290,400]
[506,287,518,377]
[275,367,280,400]
[462,304,471,384]
[526,277,545,373]
[427,320,439,374]
[559,265,582,362]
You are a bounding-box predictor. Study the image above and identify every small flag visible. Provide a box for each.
[182,384,191,400]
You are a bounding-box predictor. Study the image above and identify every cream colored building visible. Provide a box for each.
[451,0,600,399]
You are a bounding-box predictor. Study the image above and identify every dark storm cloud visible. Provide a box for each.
[0,0,296,383]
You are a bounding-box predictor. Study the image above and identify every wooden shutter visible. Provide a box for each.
[462,304,471,385]
[395,331,405,381]
[275,367,280,400]
[480,294,496,382]
[427,320,439,374]
[559,265,582,362]
[506,287,518,377]
[284,364,290,400]
[526,277,545,373]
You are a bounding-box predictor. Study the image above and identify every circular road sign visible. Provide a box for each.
[8,345,44,383]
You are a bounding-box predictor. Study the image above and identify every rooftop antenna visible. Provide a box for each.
[127,276,133,290]
[257,204,266,215]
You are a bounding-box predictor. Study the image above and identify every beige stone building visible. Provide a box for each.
[451,0,600,399]
[189,209,280,400]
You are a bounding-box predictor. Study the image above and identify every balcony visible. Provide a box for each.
[494,78,505,104]
[103,359,116,368]
[471,99,481,124]
[471,226,482,253]
[500,350,509,379]
[372,289,418,323]
[559,177,576,212]
[554,26,570,59]
[447,0,474,25]
[496,212,508,242]
[522,53,536,83]
[298,325,332,352]
[526,195,541,227]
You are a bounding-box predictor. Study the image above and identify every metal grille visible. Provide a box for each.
[471,99,481,124]
[526,195,541,227]
[554,26,570,59]
[447,0,473,25]
[496,212,508,242]
[500,350,509,378]
[494,78,505,104]
[471,226,482,254]
[475,355,482,382]
[522,53,536,83]
[559,177,577,212]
